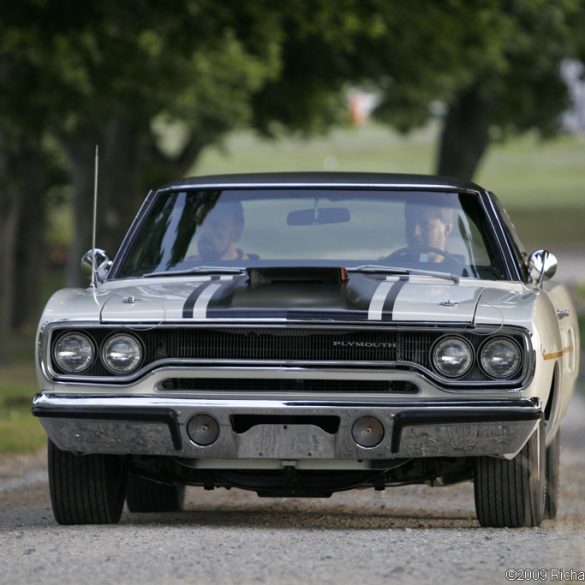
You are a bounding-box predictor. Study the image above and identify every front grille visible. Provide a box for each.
[160,328,407,362]
[160,378,419,393]
[49,326,530,385]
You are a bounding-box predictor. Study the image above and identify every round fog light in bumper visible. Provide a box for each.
[187,414,220,446]
[352,416,384,448]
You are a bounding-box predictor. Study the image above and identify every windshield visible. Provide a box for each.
[114,188,507,279]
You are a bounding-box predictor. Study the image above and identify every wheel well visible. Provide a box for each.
[544,364,559,421]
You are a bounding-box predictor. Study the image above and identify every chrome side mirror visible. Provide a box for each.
[528,249,557,287]
[81,248,112,283]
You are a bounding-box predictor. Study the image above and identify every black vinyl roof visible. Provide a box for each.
[158,172,484,193]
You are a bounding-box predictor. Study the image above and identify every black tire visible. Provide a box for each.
[474,419,546,528]
[126,474,185,513]
[48,440,126,525]
[545,429,560,519]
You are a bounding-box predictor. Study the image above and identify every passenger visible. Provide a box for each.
[196,202,252,261]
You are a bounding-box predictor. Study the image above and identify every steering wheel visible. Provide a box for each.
[386,246,463,266]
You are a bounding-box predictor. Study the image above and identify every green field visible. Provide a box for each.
[2,121,584,455]
[195,122,585,249]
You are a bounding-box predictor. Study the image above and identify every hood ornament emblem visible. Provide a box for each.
[440,299,458,307]
[123,296,141,304]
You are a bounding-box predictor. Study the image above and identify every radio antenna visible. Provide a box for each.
[90,145,99,288]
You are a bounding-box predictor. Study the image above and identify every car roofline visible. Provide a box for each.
[154,172,484,194]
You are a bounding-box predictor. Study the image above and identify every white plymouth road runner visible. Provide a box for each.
[33,172,579,527]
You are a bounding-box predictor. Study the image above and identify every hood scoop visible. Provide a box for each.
[247,267,347,286]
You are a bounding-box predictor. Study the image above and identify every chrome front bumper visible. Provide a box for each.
[32,393,542,462]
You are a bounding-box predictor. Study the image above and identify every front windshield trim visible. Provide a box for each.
[157,182,482,196]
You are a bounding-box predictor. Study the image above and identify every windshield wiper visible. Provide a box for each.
[143,266,246,278]
[348,265,409,275]
[349,264,460,284]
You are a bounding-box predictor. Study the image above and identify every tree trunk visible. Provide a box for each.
[435,86,491,181]
[12,142,48,331]
[62,119,154,287]
[100,117,150,256]
[61,137,96,287]
[62,118,205,287]
[0,181,20,364]
[0,132,48,361]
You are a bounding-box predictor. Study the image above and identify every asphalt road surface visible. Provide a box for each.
[1,395,584,585]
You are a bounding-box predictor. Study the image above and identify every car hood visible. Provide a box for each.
[95,271,533,326]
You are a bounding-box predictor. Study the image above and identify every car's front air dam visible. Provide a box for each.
[33,393,542,461]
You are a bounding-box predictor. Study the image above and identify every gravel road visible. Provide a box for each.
[1,395,584,585]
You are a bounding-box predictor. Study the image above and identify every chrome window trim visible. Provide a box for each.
[482,191,523,282]
[157,182,483,193]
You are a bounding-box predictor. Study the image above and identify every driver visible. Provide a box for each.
[403,202,454,263]
[196,201,252,261]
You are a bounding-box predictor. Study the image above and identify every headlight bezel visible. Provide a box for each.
[479,336,523,379]
[101,333,144,375]
[52,332,96,374]
[431,335,474,379]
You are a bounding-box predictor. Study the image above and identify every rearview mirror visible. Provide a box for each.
[287,207,351,226]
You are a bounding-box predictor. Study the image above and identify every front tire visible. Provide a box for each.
[48,440,126,525]
[126,474,185,513]
[474,419,545,528]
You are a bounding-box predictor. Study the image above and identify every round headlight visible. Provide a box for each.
[102,334,143,374]
[480,338,521,378]
[53,333,95,373]
[432,336,473,378]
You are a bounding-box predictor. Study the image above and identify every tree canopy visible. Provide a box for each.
[0,0,583,362]
[251,0,581,178]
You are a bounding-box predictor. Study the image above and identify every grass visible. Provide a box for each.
[196,122,439,175]
[0,364,45,456]
[476,132,585,250]
[477,132,585,207]
[2,120,584,455]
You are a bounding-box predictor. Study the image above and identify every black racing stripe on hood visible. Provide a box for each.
[197,271,386,320]
[381,276,409,322]
[182,277,221,318]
